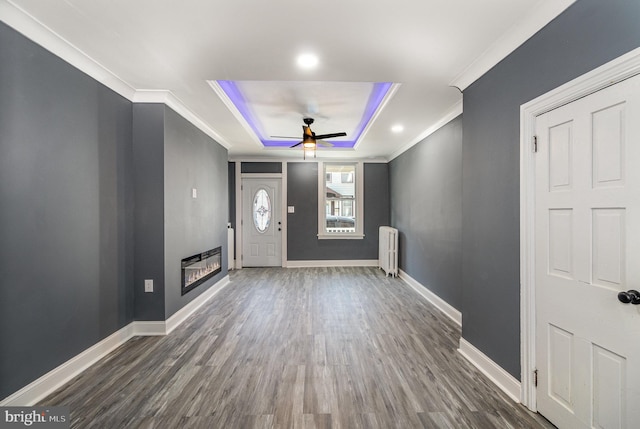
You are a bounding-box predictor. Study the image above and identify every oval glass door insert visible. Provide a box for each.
[253,188,271,232]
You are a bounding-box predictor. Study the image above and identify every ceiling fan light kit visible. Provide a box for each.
[303,148,316,160]
[286,117,346,159]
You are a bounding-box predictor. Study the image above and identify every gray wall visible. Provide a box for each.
[287,162,390,260]
[390,116,462,309]
[132,104,166,321]
[0,22,133,399]
[462,0,640,379]
[133,104,229,320]
[164,107,229,318]
[0,23,230,400]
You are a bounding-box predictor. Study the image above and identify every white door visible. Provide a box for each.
[242,178,282,267]
[535,74,640,428]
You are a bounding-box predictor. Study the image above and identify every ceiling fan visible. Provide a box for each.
[273,118,347,158]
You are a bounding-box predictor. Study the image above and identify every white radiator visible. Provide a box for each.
[228,227,235,270]
[378,226,398,277]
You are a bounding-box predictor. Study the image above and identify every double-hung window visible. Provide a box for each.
[318,162,364,239]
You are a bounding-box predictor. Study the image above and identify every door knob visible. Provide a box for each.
[617,289,640,305]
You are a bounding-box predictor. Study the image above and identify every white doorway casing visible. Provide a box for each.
[520,47,640,412]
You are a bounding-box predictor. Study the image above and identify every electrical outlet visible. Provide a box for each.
[144,279,153,293]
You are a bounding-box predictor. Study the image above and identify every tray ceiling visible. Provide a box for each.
[1,0,576,160]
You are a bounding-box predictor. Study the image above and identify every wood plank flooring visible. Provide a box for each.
[40,267,554,428]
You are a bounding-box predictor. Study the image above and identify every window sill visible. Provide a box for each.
[317,233,365,240]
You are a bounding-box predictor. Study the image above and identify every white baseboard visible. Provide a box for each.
[0,275,231,406]
[286,259,378,268]
[165,275,230,334]
[399,269,462,326]
[130,321,167,336]
[0,325,135,406]
[458,338,521,403]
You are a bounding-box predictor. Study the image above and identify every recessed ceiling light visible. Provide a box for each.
[391,124,404,133]
[297,53,319,69]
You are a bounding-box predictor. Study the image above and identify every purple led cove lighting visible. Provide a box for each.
[217,80,393,148]
[217,80,265,139]
[351,82,393,143]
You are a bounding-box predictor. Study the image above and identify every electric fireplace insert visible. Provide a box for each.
[181,247,221,295]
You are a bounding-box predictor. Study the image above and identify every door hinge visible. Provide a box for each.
[533,135,538,153]
[534,369,538,387]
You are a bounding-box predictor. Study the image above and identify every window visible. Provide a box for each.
[318,162,364,239]
[252,188,271,233]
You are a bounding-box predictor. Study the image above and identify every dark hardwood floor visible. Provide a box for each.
[40,267,554,428]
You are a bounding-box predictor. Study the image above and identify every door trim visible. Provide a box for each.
[235,162,242,269]
[519,47,640,411]
[281,162,288,267]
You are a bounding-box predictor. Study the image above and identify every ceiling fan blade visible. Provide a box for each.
[270,135,299,139]
[316,140,334,147]
[314,132,346,140]
[290,141,304,148]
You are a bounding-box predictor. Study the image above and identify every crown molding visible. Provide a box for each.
[449,0,576,91]
[1,0,231,150]
[1,0,137,100]
[388,100,463,162]
[133,90,232,149]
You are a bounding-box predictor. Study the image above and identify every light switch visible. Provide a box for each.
[192,188,197,198]
[287,206,295,213]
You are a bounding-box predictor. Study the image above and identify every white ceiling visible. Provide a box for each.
[1,0,575,161]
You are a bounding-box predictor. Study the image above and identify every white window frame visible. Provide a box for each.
[317,161,364,240]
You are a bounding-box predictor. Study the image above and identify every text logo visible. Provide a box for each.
[0,407,69,428]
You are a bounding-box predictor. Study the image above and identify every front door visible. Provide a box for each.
[242,178,282,267]
[535,74,640,428]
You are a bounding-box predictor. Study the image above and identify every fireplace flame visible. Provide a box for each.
[185,260,221,286]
